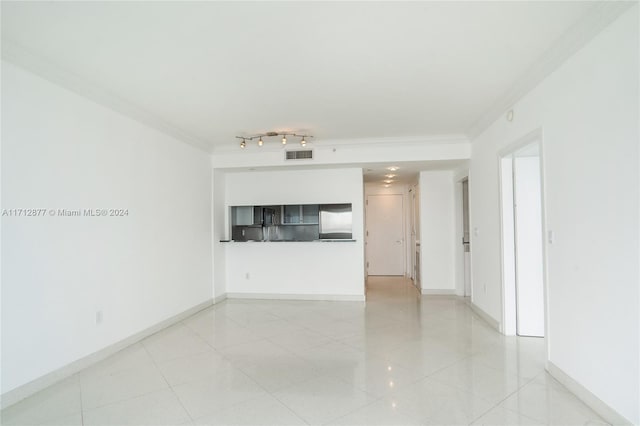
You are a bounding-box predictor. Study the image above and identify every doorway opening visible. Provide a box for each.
[409,184,420,291]
[365,194,405,276]
[499,135,546,337]
[461,178,471,297]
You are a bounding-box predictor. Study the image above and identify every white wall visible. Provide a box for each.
[222,168,365,299]
[418,171,456,293]
[469,7,639,423]
[1,61,213,394]
[211,169,226,299]
[212,138,470,170]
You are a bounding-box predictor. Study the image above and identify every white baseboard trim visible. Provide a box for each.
[546,361,632,425]
[420,289,457,295]
[226,293,365,302]
[213,293,227,304]
[1,298,216,410]
[469,301,501,331]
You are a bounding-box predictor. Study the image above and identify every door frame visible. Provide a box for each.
[409,184,418,282]
[454,170,470,297]
[497,128,550,343]
[364,191,407,277]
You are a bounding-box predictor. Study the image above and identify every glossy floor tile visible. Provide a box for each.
[0,377,82,426]
[1,277,609,425]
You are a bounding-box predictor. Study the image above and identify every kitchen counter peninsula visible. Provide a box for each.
[220,239,356,243]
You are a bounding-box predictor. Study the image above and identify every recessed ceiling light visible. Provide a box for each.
[387,166,399,171]
[384,180,393,184]
[385,174,396,178]
[384,184,390,188]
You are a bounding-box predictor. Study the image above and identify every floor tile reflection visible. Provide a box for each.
[0,277,607,426]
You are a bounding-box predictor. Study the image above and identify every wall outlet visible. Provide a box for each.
[95,310,103,325]
[483,284,487,294]
[245,272,250,280]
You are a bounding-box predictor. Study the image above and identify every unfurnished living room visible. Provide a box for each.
[1,1,638,425]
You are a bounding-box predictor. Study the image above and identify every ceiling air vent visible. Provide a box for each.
[285,150,313,160]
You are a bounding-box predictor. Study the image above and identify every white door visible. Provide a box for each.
[513,155,545,337]
[366,194,404,275]
[500,140,546,337]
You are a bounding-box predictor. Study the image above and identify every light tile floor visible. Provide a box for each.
[1,277,608,425]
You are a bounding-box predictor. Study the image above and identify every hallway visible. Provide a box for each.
[2,278,606,425]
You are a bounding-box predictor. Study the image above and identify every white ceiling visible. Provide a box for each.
[2,1,601,151]
[361,159,468,184]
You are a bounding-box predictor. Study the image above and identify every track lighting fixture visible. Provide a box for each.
[235,131,314,149]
